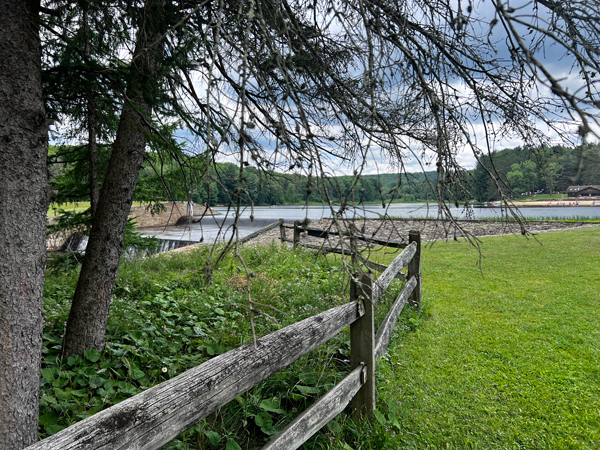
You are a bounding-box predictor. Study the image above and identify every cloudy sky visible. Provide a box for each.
[49,0,594,179]
[188,0,597,177]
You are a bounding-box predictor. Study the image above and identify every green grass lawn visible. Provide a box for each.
[514,193,566,201]
[48,201,149,216]
[376,227,600,449]
[40,226,600,449]
[48,201,92,215]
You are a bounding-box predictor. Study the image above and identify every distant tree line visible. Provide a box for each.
[133,158,439,206]
[53,144,600,209]
[50,145,440,206]
[135,145,600,206]
[472,145,600,201]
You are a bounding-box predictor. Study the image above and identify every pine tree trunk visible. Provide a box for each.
[0,0,49,447]
[62,0,164,357]
[87,100,100,218]
[83,3,100,219]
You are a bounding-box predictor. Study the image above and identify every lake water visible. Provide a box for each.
[138,203,600,243]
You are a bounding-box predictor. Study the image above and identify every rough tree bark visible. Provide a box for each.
[62,0,165,357]
[0,0,49,447]
[87,97,100,219]
[83,2,100,219]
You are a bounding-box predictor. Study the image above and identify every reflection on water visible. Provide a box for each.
[138,203,600,242]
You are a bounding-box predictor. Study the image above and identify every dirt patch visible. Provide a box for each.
[227,272,272,290]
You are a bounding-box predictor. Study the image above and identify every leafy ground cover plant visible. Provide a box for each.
[42,242,405,448]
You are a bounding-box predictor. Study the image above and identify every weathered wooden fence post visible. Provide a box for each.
[407,230,422,307]
[293,221,301,248]
[280,219,286,243]
[350,272,375,420]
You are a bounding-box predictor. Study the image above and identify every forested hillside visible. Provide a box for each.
[136,161,440,205]
[50,144,600,208]
[50,145,439,206]
[472,144,600,201]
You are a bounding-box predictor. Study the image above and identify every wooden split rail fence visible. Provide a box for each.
[28,220,421,450]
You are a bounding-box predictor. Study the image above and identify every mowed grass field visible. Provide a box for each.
[376,226,600,449]
[41,221,599,448]
[48,202,151,215]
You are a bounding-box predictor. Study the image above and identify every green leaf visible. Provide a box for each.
[39,412,58,427]
[342,443,355,450]
[296,385,321,394]
[97,388,115,399]
[131,368,146,380]
[260,424,279,436]
[225,439,242,450]
[259,398,285,414]
[129,330,143,341]
[84,349,101,363]
[52,377,69,388]
[44,354,59,366]
[118,381,139,396]
[298,372,318,385]
[204,431,221,446]
[53,387,70,401]
[255,411,272,427]
[206,342,230,356]
[192,326,206,336]
[327,420,342,433]
[45,424,67,435]
[373,409,387,425]
[88,375,104,389]
[41,395,57,405]
[100,359,117,369]
[78,367,96,376]
[88,404,104,415]
[67,355,83,366]
[70,389,88,398]
[41,368,56,383]
[214,308,225,316]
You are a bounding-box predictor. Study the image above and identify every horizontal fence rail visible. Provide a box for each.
[262,365,366,450]
[284,240,349,255]
[27,302,363,450]
[355,253,406,281]
[281,222,408,249]
[30,226,422,450]
[237,219,283,245]
[375,276,418,359]
[371,242,416,304]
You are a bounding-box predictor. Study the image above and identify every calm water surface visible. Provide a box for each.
[138,203,600,242]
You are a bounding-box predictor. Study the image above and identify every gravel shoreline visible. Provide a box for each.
[166,219,600,254]
[244,218,600,248]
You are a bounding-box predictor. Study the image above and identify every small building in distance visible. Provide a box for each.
[567,185,600,197]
